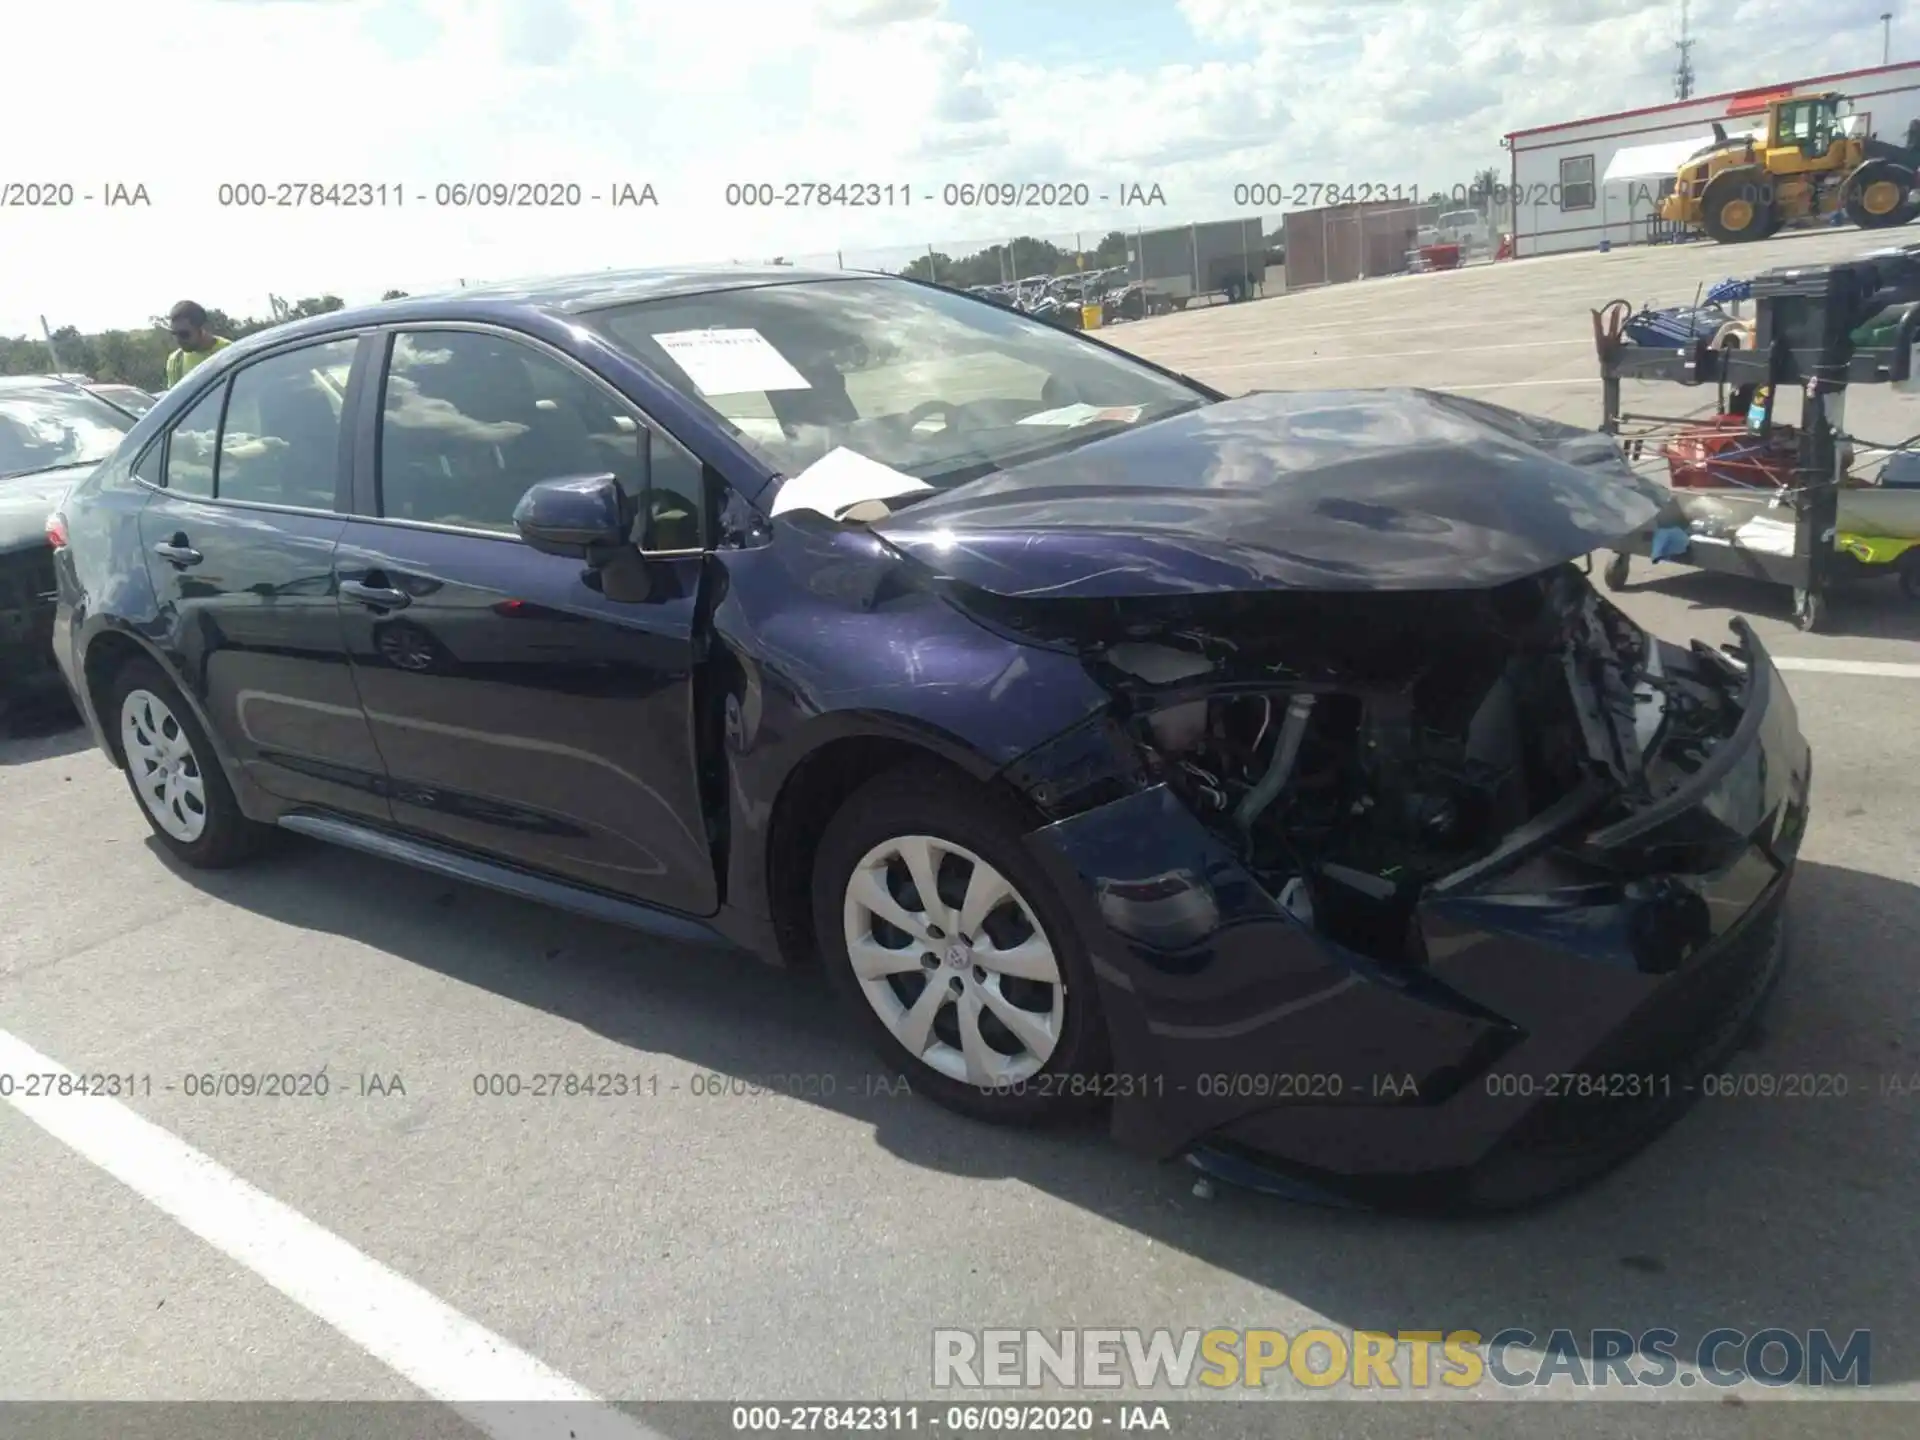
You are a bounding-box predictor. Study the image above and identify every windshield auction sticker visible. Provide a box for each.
[652,328,813,396]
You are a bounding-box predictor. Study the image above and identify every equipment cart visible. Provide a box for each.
[1592,247,1920,633]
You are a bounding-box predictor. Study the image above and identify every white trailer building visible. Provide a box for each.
[1501,62,1920,258]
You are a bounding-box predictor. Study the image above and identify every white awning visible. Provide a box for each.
[1603,127,1764,183]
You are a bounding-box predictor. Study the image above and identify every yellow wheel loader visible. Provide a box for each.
[1660,92,1920,243]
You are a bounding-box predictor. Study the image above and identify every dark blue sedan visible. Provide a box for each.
[48,267,1812,1210]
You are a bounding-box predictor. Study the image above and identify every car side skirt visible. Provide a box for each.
[277,812,738,948]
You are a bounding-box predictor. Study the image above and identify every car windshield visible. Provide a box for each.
[0,384,136,480]
[588,276,1206,489]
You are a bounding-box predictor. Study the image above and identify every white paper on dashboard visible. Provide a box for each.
[1019,402,1104,427]
[651,328,813,395]
[769,446,933,519]
[1018,402,1145,427]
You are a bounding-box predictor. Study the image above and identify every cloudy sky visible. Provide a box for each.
[1,0,1906,334]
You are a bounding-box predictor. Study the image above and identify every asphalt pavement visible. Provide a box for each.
[3,228,1917,1435]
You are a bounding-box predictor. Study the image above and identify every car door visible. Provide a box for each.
[137,334,394,820]
[332,325,717,914]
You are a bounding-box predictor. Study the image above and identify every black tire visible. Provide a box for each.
[1603,552,1632,592]
[1700,167,1775,243]
[812,763,1111,1126]
[1898,550,1920,601]
[1844,159,1917,230]
[105,656,271,868]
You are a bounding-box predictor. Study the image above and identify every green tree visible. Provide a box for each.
[1092,230,1131,266]
[0,337,57,376]
[288,295,346,319]
[48,326,97,376]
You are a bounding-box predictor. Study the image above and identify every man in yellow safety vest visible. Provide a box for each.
[163,301,231,389]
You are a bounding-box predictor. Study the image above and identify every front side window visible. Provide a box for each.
[586,277,1208,497]
[0,384,136,481]
[377,330,694,538]
[216,339,357,509]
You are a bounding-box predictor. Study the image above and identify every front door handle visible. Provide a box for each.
[152,539,203,567]
[340,579,412,611]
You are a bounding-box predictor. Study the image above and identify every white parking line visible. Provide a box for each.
[0,1027,663,1440]
[1201,339,1590,371]
[1442,378,1595,391]
[1212,376,1596,393]
[1773,657,1920,678]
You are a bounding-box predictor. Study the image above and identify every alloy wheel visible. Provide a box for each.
[120,688,208,842]
[841,834,1065,1087]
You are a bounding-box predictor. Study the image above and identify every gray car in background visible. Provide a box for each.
[1,376,135,724]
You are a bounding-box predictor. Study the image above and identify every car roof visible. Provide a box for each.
[409,264,854,310]
[233,265,889,351]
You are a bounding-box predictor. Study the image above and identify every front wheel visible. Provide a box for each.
[1700,168,1775,243]
[1603,552,1632,591]
[812,765,1110,1125]
[1792,586,1827,633]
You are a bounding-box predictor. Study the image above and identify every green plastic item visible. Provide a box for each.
[1851,314,1901,346]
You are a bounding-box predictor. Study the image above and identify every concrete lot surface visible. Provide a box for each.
[3,227,1918,1437]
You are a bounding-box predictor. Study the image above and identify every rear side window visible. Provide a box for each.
[217,340,357,510]
[128,440,163,489]
[164,386,222,498]
[159,340,356,508]
[376,329,702,542]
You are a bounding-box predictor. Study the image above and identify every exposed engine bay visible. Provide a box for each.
[991,563,1748,965]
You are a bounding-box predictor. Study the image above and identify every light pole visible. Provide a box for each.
[1885,11,1894,64]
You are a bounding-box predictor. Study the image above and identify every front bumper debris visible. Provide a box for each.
[1020,623,1812,1212]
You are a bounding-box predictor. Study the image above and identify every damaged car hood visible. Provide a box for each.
[872,388,1665,597]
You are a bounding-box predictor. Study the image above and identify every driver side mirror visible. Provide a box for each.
[513,473,631,561]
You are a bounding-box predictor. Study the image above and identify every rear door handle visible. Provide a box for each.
[339,579,411,611]
[152,540,203,567]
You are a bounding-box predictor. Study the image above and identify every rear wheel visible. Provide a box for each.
[812,765,1110,1125]
[1700,168,1775,243]
[107,657,269,868]
[1845,159,1918,229]
[1603,552,1632,591]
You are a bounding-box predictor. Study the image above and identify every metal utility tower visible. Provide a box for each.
[1675,0,1697,101]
